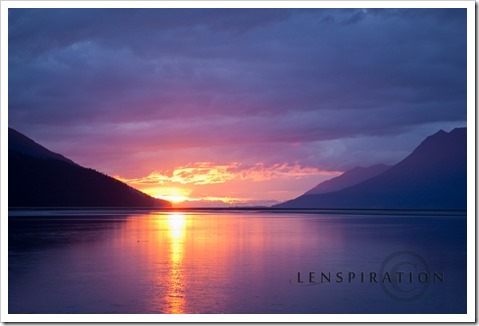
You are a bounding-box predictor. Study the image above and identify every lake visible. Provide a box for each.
[8,210,467,314]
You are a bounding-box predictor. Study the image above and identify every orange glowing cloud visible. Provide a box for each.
[114,162,341,205]
[117,162,339,186]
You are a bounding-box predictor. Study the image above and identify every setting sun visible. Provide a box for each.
[113,176,193,204]
[149,187,190,204]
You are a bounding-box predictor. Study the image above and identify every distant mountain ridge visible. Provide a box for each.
[9,128,171,208]
[275,128,466,210]
[304,164,391,195]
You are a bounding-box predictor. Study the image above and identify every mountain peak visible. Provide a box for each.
[276,128,466,210]
[429,127,465,139]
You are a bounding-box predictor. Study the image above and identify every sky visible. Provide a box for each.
[8,8,467,206]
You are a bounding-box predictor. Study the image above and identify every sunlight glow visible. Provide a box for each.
[135,186,191,203]
[158,194,189,204]
[116,162,341,186]
[114,164,342,206]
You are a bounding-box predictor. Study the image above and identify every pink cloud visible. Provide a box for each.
[116,162,340,186]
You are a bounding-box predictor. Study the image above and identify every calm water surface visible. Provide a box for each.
[8,210,467,314]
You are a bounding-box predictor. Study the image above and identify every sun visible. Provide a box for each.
[158,194,189,204]
[142,187,191,204]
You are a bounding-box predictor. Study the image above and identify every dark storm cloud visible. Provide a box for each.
[8,8,467,172]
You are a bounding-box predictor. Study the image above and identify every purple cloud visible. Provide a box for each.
[9,8,467,179]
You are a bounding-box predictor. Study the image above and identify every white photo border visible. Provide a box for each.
[0,0,475,323]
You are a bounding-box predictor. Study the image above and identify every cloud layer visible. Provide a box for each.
[8,8,467,203]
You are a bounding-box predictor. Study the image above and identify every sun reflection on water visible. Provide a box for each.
[165,213,187,314]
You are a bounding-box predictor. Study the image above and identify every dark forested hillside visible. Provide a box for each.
[9,129,171,208]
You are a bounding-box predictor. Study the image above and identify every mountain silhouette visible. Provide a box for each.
[275,128,466,210]
[9,128,77,165]
[9,128,171,208]
[304,164,391,195]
